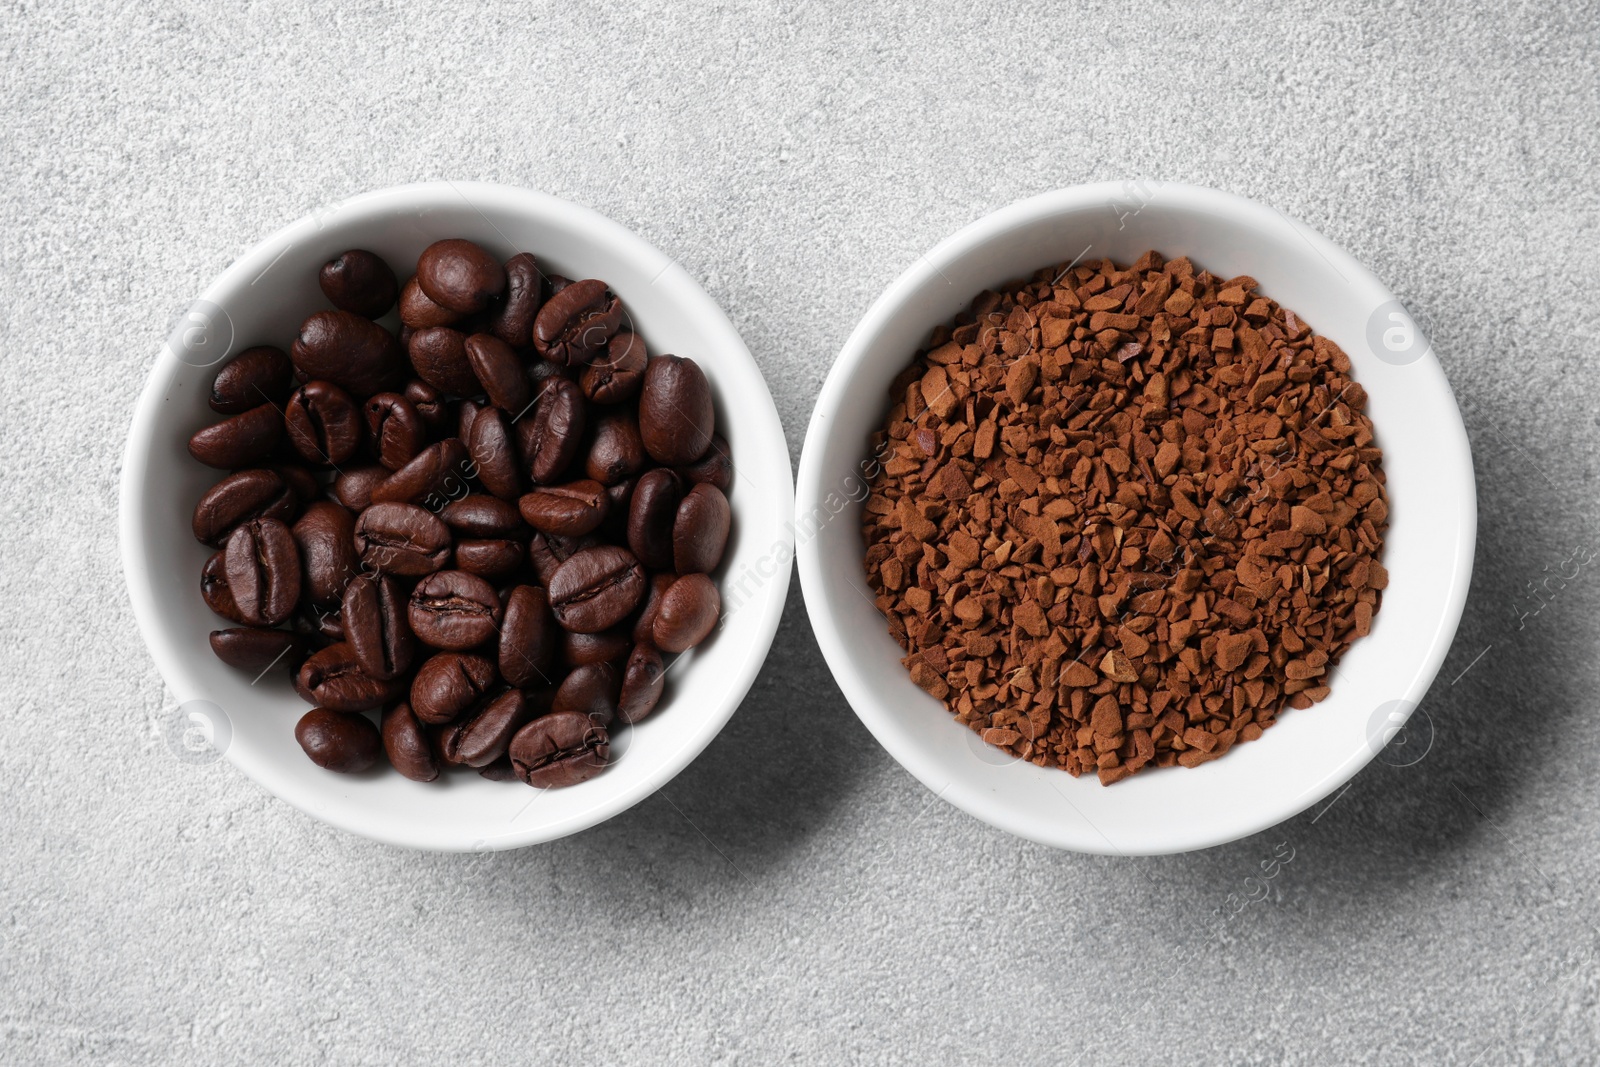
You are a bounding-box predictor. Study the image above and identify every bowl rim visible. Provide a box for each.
[119,180,794,850]
[795,180,1477,854]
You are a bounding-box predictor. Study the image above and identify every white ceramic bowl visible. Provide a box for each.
[121,181,793,851]
[796,182,1475,855]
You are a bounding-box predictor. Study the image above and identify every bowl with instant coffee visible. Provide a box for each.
[796,182,1474,854]
[121,182,792,850]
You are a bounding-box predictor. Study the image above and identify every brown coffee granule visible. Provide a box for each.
[861,250,1388,785]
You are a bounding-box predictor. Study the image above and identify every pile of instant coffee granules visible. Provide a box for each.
[861,250,1389,785]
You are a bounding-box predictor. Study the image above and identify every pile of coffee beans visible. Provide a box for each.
[862,250,1388,785]
[190,239,731,788]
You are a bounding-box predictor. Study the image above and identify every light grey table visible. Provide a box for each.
[4,2,1597,1063]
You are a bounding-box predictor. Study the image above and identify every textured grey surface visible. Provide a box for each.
[3,1,1599,1063]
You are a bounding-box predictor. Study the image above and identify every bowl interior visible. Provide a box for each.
[797,183,1474,854]
[122,182,793,851]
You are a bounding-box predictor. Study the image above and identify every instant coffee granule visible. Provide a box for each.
[861,250,1389,785]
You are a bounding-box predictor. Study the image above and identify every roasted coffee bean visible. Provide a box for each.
[490,253,543,348]
[292,500,358,609]
[332,465,388,512]
[552,661,620,724]
[532,279,623,366]
[439,688,530,768]
[354,502,452,576]
[298,642,406,711]
[417,239,506,314]
[208,627,306,672]
[518,377,586,484]
[291,310,405,396]
[526,531,596,586]
[510,712,610,788]
[618,643,666,724]
[653,572,720,653]
[319,249,399,318]
[364,392,426,471]
[454,539,523,578]
[343,574,415,680]
[547,274,574,294]
[371,438,472,507]
[296,708,383,773]
[632,572,677,644]
[477,757,518,781]
[547,545,646,633]
[381,702,440,782]
[210,346,292,414]
[518,480,609,537]
[440,494,526,537]
[407,326,480,396]
[598,477,636,544]
[499,585,559,688]
[585,411,646,486]
[456,396,487,442]
[398,275,461,329]
[465,333,531,414]
[674,433,734,493]
[581,331,647,404]
[294,602,344,644]
[626,468,682,571]
[285,380,363,466]
[408,569,503,651]
[224,518,301,627]
[201,549,247,623]
[639,355,715,465]
[404,379,450,429]
[193,469,298,545]
[410,651,497,724]
[273,464,321,504]
[188,403,284,469]
[562,627,630,667]
[673,482,731,574]
[526,358,574,402]
[465,406,522,500]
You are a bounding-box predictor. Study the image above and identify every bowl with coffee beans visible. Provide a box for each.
[796,182,1475,854]
[122,182,792,850]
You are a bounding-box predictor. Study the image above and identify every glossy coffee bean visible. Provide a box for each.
[408,570,503,651]
[499,585,558,688]
[518,480,609,537]
[581,331,647,404]
[210,346,292,414]
[343,574,415,680]
[653,572,720,653]
[553,661,620,724]
[618,643,666,724]
[294,603,344,645]
[673,482,731,574]
[490,252,543,348]
[381,702,440,782]
[224,518,301,627]
[532,279,623,366]
[291,310,405,396]
[296,708,383,773]
[208,627,306,672]
[439,494,526,538]
[465,406,522,500]
[562,627,630,668]
[526,531,598,587]
[273,464,322,504]
[510,712,610,788]
[292,500,358,609]
[407,326,480,396]
[675,433,734,492]
[201,549,246,624]
[410,651,498,724]
[477,757,518,781]
[319,249,398,319]
[465,333,531,414]
[371,438,472,507]
[364,392,426,471]
[599,477,636,544]
[332,465,388,512]
[632,572,677,644]
[417,239,506,314]
[188,403,284,469]
[399,275,461,329]
[193,469,298,546]
[518,378,586,485]
[298,642,406,711]
[585,412,646,486]
[547,545,646,633]
[639,355,715,465]
[439,688,530,768]
[354,502,452,576]
[404,379,450,429]
[285,380,362,466]
[453,538,523,578]
[626,468,682,572]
